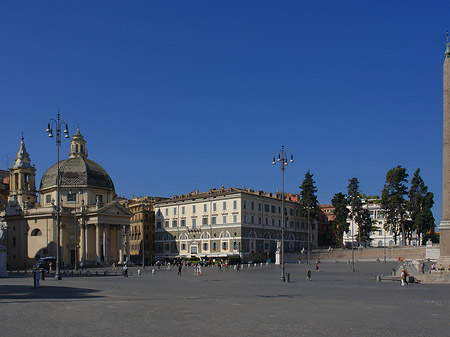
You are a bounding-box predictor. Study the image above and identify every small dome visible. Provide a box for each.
[40,156,115,191]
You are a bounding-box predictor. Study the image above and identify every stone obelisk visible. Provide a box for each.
[439,32,450,266]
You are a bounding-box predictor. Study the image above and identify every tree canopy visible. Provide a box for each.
[408,168,435,243]
[299,170,319,220]
[331,192,349,248]
[381,165,409,245]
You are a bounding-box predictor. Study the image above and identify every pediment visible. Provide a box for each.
[96,201,133,217]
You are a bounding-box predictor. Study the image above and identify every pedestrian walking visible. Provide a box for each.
[218,261,222,272]
[178,264,182,276]
[306,268,312,281]
[123,264,129,278]
[401,269,408,286]
[80,261,84,271]
[315,260,319,272]
[237,263,240,271]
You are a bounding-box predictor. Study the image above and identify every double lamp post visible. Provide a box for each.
[46,113,70,280]
[272,145,294,282]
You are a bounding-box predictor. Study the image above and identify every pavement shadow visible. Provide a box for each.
[0,285,102,302]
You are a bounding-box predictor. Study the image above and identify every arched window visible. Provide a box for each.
[30,229,42,236]
[219,231,230,238]
[378,240,383,247]
[201,232,211,239]
[263,232,271,240]
[179,233,188,240]
[248,231,257,238]
[163,234,173,241]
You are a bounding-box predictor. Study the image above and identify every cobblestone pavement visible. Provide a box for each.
[1,262,449,337]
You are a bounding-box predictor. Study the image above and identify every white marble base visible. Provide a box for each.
[0,247,7,278]
[275,251,280,265]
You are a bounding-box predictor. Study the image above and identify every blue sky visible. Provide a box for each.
[1,1,449,225]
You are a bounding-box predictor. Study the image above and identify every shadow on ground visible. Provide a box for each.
[0,285,102,301]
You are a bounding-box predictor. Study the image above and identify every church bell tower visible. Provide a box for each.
[8,135,37,208]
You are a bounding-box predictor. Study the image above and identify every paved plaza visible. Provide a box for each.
[1,262,449,337]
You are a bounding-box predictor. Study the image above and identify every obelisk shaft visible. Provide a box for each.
[439,36,450,263]
[443,51,450,220]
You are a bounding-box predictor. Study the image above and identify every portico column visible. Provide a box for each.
[103,225,109,264]
[119,225,124,264]
[96,224,101,264]
[126,225,130,263]
[80,224,86,262]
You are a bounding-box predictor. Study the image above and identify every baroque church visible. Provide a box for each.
[2,129,132,269]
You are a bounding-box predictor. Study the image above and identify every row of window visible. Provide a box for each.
[157,214,240,229]
[158,241,302,254]
[243,200,298,217]
[180,241,239,252]
[161,201,299,217]
[163,200,239,216]
[45,193,104,204]
[157,215,305,229]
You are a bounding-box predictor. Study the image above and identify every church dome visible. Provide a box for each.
[39,128,115,192]
[39,157,115,191]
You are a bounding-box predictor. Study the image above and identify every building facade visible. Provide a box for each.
[2,130,132,269]
[154,187,317,262]
[343,199,420,247]
[126,196,166,265]
[318,204,335,247]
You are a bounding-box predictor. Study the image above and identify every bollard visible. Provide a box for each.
[152,269,156,275]
[40,269,45,280]
[33,270,40,288]
[376,275,381,282]
[286,272,290,283]
[137,269,141,275]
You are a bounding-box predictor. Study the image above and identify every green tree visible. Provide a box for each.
[381,165,409,245]
[331,192,349,248]
[299,171,319,219]
[359,207,378,244]
[299,171,319,248]
[408,168,435,243]
[347,177,365,246]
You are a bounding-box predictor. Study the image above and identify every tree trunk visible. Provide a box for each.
[401,222,406,246]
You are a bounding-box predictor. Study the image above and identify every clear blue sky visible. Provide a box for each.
[1,1,449,225]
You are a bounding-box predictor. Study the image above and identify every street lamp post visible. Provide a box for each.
[351,219,355,271]
[46,113,69,280]
[272,145,294,282]
[307,207,311,266]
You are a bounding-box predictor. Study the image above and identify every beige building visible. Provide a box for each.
[154,187,317,262]
[126,196,166,265]
[3,130,131,269]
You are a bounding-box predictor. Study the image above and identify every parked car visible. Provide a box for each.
[33,257,57,271]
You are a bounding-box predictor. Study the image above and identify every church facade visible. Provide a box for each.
[2,129,132,270]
